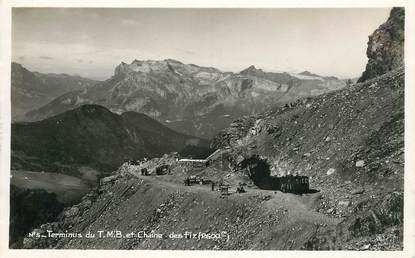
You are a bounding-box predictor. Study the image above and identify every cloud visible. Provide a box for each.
[39,55,54,60]
[176,48,196,56]
[77,59,84,63]
[12,41,158,79]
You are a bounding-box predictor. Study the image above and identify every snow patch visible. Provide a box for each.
[61,98,72,105]
[289,72,324,81]
[251,92,260,98]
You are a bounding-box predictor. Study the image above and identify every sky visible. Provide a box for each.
[12,8,391,80]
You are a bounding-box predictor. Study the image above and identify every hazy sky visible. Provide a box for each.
[12,8,391,80]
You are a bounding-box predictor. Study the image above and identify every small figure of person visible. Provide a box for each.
[211,181,215,191]
[237,182,246,193]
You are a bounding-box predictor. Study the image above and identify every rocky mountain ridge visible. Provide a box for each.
[25,59,346,138]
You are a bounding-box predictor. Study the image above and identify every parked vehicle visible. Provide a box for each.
[155,164,170,175]
[277,175,309,193]
[183,175,211,185]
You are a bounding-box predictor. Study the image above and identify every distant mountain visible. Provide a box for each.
[11,63,98,121]
[11,104,211,177]
[25,60,346,138]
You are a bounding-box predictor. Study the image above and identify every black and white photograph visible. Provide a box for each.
[0,1,414,256]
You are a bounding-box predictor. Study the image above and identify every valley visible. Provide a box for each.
[11,170,90,204]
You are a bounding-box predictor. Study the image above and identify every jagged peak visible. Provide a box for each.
[298,71,322,77]
[114,62,131,76]
[299,71,312,76]
[240,65,264,75]
[164,58,184,64]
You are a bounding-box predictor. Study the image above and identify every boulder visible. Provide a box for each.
[355,160,365,167]
[64,207,80,217]
[100,175,118,184]
[338,200,351,207]
[326,168,336,175]
[351,188,365,195]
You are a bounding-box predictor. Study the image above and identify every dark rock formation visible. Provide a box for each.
[358,7,404,82]
[9,185,64,248]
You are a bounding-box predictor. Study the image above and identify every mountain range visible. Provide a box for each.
[20,60,346,139]
[11,62,98,121]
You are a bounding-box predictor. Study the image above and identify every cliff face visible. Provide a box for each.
[358,7,404,82]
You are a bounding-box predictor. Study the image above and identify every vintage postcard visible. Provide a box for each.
[0,0,414,258]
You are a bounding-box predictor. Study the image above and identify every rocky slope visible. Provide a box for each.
[358,7,404,82]
[211,67,404,249]
[207,7,405,248]
[11,62,98,121]
[26,59,345,138]
[21,171,338,250]
[12,104,212,178]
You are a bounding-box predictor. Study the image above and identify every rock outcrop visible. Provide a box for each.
[358,7,404,82]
